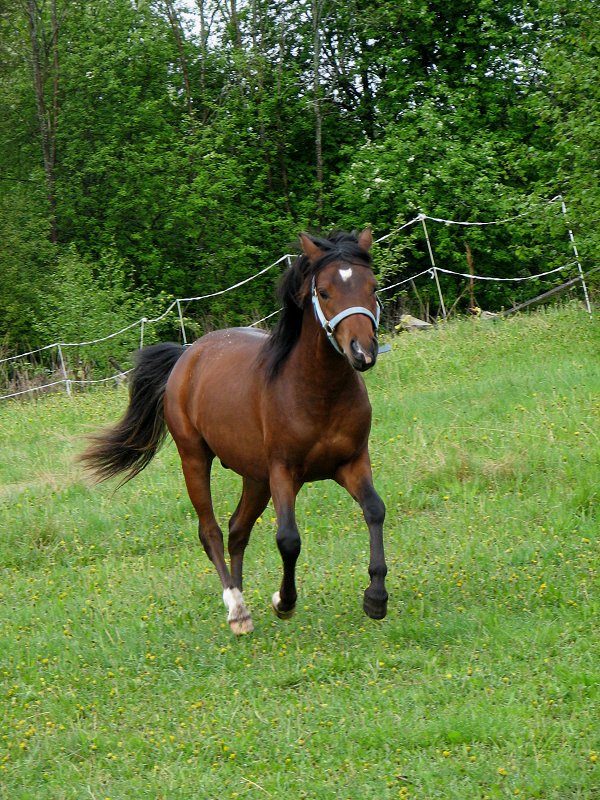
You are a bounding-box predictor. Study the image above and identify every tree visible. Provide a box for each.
[536,1,600,271]
[1,0,598,360]
[23,0,63,243]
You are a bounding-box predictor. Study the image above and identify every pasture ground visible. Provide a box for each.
[1,304,599,799]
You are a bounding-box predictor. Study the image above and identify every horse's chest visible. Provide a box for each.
[264,389,371,479]
[300,425,365,478]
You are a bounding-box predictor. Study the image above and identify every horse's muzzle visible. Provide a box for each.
[350,338,378,372]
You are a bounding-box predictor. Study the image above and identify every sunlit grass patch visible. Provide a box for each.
[1,305,599,798]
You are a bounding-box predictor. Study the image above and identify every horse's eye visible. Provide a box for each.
[318,289,330,300]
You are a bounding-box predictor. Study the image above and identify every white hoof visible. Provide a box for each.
[229,616,254,635]
[223,588,254,635]
[272,591,295,620]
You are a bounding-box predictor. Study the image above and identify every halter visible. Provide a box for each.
[311,276,382,355]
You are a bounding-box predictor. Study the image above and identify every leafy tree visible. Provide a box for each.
[536,1,600,275]
[0,181,55,346]
[0,0,598,365]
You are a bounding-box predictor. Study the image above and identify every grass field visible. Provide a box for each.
[1,305,599,799]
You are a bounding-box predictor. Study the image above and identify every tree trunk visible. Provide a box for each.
[217,0,242,49]
[229,0,242,48]
[359,36,376,140]
[312,0,324,228]
[276,20,292,216]
[251,0,274,193]
[26,0,59,243]
[164,0,194,116]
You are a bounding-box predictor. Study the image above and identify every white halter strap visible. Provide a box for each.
[311,276,382,355]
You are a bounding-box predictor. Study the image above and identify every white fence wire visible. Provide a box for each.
[1,194,592,401]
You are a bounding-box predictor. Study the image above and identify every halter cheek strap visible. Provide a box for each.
[311,276,382,355]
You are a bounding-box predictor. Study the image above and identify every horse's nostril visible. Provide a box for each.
[350,339,374,370]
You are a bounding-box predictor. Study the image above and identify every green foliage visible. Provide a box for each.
[0,181,55,346]
[536,0,600,275]
[32,246,140,370]
[0,0,598,358]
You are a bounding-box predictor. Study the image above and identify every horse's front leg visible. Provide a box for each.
[269,464,302,619]
[336,452,388,619]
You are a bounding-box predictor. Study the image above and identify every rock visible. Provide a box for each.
[470,307,500,321]
[395,314,433,332]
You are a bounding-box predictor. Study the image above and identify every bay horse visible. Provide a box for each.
[80,228,388,634]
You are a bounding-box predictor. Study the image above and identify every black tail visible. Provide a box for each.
[79,343,185,487]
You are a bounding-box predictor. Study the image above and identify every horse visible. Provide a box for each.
[80,228,388,634]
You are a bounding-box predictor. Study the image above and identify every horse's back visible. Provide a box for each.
[164,327,270,479]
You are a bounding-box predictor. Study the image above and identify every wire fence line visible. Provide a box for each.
[0,255,295,366]
[1,194,592,401]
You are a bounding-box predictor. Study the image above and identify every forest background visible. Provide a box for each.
[1,0,599,363]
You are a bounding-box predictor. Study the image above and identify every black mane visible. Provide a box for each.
[260,231,372,381]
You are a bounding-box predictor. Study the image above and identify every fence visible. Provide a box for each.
[0,194,592,401]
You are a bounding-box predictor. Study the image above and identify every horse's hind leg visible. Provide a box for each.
[228,477,270,591]
[178,440,253,635]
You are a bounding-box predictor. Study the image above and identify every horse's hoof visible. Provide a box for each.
[229,615,254,635]
[272,591,296,620]
[363,591,388,620]
[223,587,253,635]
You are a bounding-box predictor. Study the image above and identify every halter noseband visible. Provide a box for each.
[311,276,382,355]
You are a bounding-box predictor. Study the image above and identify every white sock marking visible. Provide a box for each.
[223,587,246,621]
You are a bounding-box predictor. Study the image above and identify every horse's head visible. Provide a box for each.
[300,228,380,372]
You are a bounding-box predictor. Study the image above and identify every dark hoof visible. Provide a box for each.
[363,590,388,620]
[272,591,296,620]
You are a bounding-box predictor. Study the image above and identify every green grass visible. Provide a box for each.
[1,304,599,799]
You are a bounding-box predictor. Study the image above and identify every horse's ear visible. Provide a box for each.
[357,226,373,252]
[299,232,323,263]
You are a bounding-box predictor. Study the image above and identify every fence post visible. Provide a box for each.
[57,344,71,398]
[140,317,147,349]
[420,214,447,319]
[176,301,188,345]
[560,197,592,317]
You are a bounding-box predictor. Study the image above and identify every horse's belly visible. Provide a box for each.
[205,422,269,482]
[166,329,270,481]
[196,387,269,480]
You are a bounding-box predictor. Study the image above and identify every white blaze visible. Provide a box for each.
[339,267,353,282]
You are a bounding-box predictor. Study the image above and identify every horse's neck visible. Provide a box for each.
[286,308,360,399]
